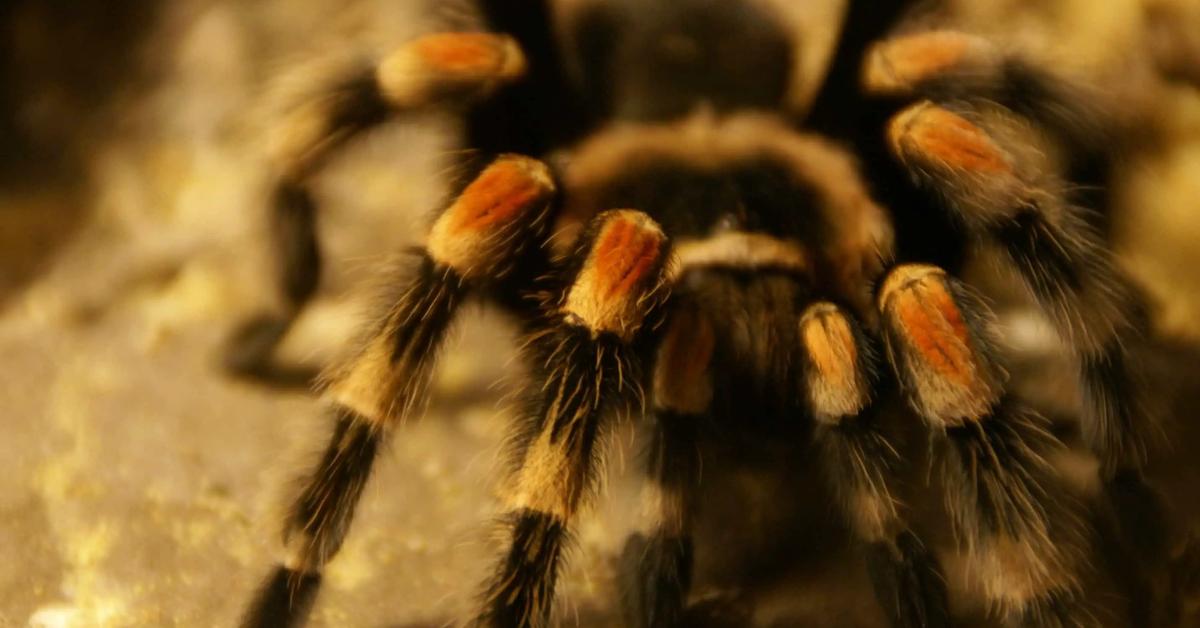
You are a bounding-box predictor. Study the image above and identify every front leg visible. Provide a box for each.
[240,154,554,628]
[479,210,671,627]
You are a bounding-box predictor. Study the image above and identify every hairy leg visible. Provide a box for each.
[882,88,1170,621]
[240,155,554,628]
[878,263,1090,625]
[800,300,950,628]
[478,210,670,627]
[226,33,528,380]
[619,304,713,628]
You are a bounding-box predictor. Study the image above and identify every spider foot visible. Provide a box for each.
[222,313,318,389]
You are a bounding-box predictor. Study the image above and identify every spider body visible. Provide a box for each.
[237,1,1172,626]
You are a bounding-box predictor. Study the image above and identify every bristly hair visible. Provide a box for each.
[484,320,649,627]
[282,406,381,568]
[618,530,695,628]
[240,565,322,628]
[503,322,647,490]
[479,508,572,628]
[316,252,464,427]
[865,530,951,628]
[941,401,1090,619]
[814,409,902,535]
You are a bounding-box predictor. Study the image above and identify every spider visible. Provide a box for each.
[237,0,1173,626]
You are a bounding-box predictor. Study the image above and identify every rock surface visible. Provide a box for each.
[3,1,1200,627]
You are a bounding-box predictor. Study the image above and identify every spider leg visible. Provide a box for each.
[861,30,1115,156]
[888,97,1155,470]
[618,305,712,628]
[799,301,951,628]
[878,264,1090,626]
[478,210,670,628]
[225,32,527,380]
[240,154,554,628]
[883,98,1176,592]
[869,25,1179,611]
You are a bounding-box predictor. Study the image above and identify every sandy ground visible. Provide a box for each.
[0,3,640,624]
[3,1,1200,626]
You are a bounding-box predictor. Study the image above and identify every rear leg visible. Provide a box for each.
[225,32,527,382]
[240,154,554,628]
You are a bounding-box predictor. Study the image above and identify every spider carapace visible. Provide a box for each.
[237,0,1171,626]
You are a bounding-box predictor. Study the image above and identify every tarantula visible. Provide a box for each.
[237,0,1172,625]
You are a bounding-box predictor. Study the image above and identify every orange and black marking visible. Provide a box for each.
[622,307,713,626]
[564,210,669,340]
[884,272,974,383]
[376,32,526,107]
[888,101,1013,176]
[878,264,1000,427]
[876,270,1085,623]
[411,33,521,76]
[875,266,1088,622]
[484,214,667,626]
[800,302,869,423]
[427,154,554,279]
[798,305,948,621]
[863,31,992,96]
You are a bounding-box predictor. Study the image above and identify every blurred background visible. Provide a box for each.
[1,0,1199,626]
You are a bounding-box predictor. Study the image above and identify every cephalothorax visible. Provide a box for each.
[236,1,1170,626]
